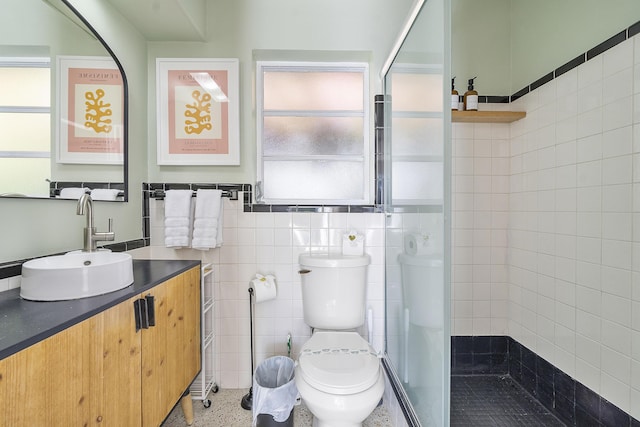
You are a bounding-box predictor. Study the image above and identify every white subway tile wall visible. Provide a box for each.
[449,30,640,421]
[452,113,511,337]
[131,196,385,390]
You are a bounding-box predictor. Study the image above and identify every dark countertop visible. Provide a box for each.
[0,259,200,360]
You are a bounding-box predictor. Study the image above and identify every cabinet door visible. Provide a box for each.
[141,266,201,427]
[0,295,141,427]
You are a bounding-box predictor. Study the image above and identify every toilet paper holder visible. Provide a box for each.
[250,273,277,303]
[242,272,278,411]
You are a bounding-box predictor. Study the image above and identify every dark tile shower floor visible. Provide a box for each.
[451,375,566,426]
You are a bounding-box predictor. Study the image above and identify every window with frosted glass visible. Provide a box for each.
[257,62,369,204]
[0,60,51,196]
[0,67,49,107]
[389,66,443,204]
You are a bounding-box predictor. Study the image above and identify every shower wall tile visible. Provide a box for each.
[504,30,640,418]
[451,119,511,336]
[455,29,640,424]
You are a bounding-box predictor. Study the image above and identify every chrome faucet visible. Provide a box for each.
[76,193,115,252]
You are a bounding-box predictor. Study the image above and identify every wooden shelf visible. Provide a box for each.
[452,110,526,123]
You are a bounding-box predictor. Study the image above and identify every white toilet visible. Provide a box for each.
[295,253,384,427]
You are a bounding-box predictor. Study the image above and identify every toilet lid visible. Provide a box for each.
[298,331,380,395]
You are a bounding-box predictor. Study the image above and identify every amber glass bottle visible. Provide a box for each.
[451,77,459,111]
[463,77,478,111]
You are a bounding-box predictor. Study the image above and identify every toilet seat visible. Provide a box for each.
[298,331,380,395]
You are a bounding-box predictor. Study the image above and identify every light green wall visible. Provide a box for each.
[0,0,147,262]
[452,0,510,96]
[510,0,640,92]
[0,0,413,263]
[453,0,640,96]
[146,0,414,185]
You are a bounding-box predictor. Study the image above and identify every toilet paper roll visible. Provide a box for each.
[403,232,434,256]
[250,273,277,303]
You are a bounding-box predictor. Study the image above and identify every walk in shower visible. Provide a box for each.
[381,0,451,425]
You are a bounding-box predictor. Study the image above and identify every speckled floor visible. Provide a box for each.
[162,388,393,427]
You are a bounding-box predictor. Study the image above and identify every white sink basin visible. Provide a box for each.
[20,251,134,301]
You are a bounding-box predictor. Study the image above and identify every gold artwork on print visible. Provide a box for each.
[184,90,213,134]
[84,88,113,133]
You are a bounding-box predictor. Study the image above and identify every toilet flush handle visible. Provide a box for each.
[298,268,311,275]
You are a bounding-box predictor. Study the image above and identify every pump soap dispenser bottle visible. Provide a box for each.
[463,77,478,111]
[451,77,459,111]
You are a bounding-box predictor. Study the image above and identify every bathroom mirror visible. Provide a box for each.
[0,0,128,201]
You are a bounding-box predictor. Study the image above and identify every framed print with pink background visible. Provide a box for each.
[57,56,124,164]
[156,58,239,165]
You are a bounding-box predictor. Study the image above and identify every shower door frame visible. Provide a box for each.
[379,0,452,425]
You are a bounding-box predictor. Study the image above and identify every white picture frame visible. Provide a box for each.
[57,55,124,165]
[156,58,240,165]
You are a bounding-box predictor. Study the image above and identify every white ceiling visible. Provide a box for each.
[105,0,207,41]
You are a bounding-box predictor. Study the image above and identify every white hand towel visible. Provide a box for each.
[165,236,188,248]
[59,187,89,199]
[164,189,193,248]
[193,219,217,237]
[216,202,224,247]
[91,188,121,201]
[165,217,190,228]
[192,189,223,250]
[165,226,191,237]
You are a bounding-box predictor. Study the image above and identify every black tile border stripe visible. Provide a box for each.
[587,30,627,60]
[0,263,23,280]
[452,336,640,427]
[630,21,640,38]
[374,94,387,205]
[48,181,125,199]
[475,20,639,105]
[510,85,530,102]
[478,95,510,103]
[243,204,382,213]
[555,54,586,78]
[530,71,554,92]
[144,182,384,214]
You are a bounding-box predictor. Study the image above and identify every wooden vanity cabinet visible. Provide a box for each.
[0,294,142,426]
[142,265,201,427]
[0,266,201,427]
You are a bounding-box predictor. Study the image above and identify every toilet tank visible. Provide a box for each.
[298,253,370,330]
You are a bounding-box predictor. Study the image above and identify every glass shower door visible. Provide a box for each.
[382,0,450,425]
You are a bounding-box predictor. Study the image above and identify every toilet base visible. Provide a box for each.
[312,417,364,427]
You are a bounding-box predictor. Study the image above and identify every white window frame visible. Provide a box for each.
[0,57,51,161]
[256,60,371,205]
